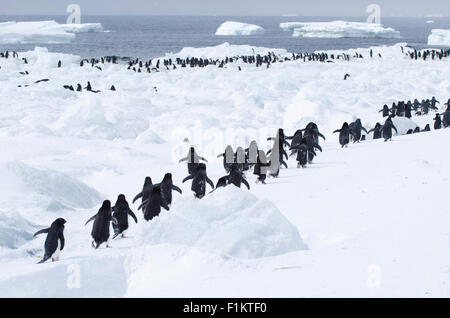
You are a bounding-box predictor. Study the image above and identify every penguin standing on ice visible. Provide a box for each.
[85,200,117,249]
[349,118,368,142]
[179,146,208,176]
[333,122,350,148]
[33,218,66,264]
[295,139,314,168]
[140,187,169,221]
[112,195,138,239]
[253,150,270,183]
[381,117,398,141]
[379,105,390,117]
[132,176,153,208]
[183,163,215,199]
[217,145,234,173]
[219,164,250,190]
[155,173,182,208]
[368,123,383,140]
[434,113,442,130]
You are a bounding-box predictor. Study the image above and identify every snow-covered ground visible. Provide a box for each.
[280,21,401,38]
[0,41,449,297]
[215,21,265,36]
[428,29,450,46]
[0,20,104,44]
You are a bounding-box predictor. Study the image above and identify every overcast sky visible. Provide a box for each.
[2,0,450,17]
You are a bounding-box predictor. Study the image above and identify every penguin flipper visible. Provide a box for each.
[182,175,194,183]
[84,215,96,226]
[362,127,368,133]
[178,157,187,163]
[161,202,170,211]
[314,144,323,152]
[281,160,288,169]
[128,209,138,224]
[58,233,65,251]
[33,228,49,237]
[172,185,182,194]
[138,199,149,211]
[206,177,215,190]
[333,129,341,134]
[132,192,142,204]
[318,133,326,140]
[241,178,250,190]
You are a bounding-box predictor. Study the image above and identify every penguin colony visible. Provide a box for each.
[2,49,448,263]
[3,46,449,94]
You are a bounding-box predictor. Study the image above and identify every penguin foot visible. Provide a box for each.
[106,244,112,248]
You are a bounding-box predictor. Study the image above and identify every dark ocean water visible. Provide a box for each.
[0,15,449,60]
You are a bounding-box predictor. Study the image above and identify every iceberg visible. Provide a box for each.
[215,21,265,36]
[427,29,450,46]
[280,21,401,39]
[0,20,104,44]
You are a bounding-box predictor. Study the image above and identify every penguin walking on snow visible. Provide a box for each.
[140,186,169,221]
[381,117,398,141]
[183,163,214,199]
[33,218,66,264]
[179,146,208,176]
[85,200,117,249]
[219,164,250,190]
[132,176,153,210]
[155,173,182,208]
[253,150,270,183]
[112,194,138,239]
[333,123,350,148]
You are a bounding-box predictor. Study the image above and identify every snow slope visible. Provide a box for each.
[428,29,450,46]
[0,20,104,44]
[215,21,265,36]
[280,21,401,39]
[0,42,449,297]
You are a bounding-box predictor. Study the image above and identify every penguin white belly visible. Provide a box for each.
[51,240,61,261]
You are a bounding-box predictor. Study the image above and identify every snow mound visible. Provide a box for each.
[136,186,307,259]
[8,162,103,211]
[135,128,166,145]
[280,21,401,39]
[391,117,419,135]
[0,212,34,249]
[215,21,265,36]
[165,42,288,59]
[427,29,450,46]
[49,97,119,140]
[0,20,103,44]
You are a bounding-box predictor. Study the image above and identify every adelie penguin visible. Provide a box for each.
[434,114,442,130]
[85,200,117,249]
[333,122,350,148]
[379,105,390,117]
[219,164,250,190]
[139,186,170,221]
[381,117,398,141]
[349,118,368,143]
[217,145,234,173]
[183,163,214,199]
[179,146,208,176]
[155,173,182,208]
[295,138,315,168]
[253,150,270,184]
[133,176,153,210]
[112,194,138,239]
[368,123,382,140]
[33,218,66,264]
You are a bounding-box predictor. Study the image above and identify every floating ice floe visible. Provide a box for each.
[280,21,401,39]
[0,20,104,44]
[165,42,287,59]
[215,21,265,36]
[427,29,450,46]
